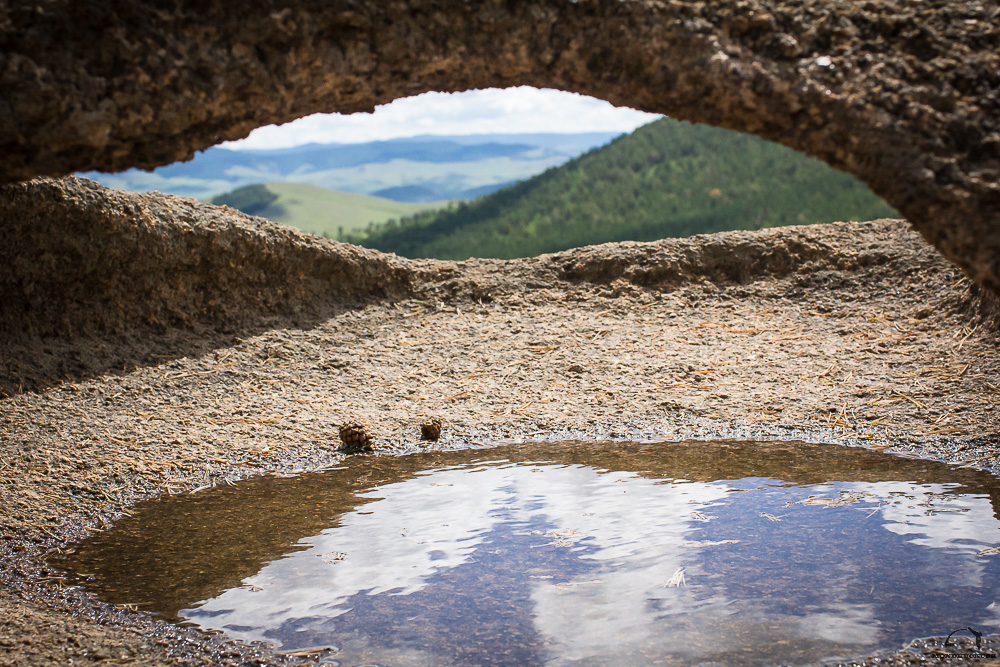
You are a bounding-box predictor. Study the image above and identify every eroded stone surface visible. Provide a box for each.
[0,176,962,346]
[1,1,999,291]
[4,176,995,401]
[0,177,415,339]
[2,182,1000,667]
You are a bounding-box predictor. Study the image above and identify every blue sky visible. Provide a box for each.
[223,87,661,150]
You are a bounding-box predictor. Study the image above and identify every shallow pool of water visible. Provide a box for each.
[54,440,1000,666]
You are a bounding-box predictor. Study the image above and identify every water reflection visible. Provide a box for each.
[54,440,1000,666]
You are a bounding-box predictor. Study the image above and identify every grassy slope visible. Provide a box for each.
[256,183,447,238]
[358,119,899,259]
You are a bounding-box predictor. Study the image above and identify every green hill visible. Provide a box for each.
[355,118,898,259]
[212,182,446,239]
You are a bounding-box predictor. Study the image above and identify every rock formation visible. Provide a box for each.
[0,177,414,339]
[0,1,998,291]
[0,176,954,343]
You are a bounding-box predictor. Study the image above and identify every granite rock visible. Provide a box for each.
[0,1,998,290]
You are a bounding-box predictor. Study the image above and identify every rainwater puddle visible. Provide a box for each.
[54,440,1000,666]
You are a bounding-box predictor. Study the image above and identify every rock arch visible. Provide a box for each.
[1,1,998,291]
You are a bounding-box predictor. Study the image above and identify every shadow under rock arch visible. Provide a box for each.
[1,1,998,290]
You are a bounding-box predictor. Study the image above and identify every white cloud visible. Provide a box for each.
[222,87,661,150]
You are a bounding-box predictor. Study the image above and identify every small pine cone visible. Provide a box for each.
[338,421,373,453]
[420,419,442,441]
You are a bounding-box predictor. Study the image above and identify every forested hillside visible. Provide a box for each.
[356,119,897,259]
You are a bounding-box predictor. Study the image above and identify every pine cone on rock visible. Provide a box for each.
[420,418,442,441]
[338,422,373,454]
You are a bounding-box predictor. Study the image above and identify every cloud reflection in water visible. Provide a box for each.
[179,460,1000,666]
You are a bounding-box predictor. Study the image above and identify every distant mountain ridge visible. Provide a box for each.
[356,118,899,260]
[79,132,622,202]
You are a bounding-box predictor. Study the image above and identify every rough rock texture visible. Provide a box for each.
[6,176,988,353]
[2,4,1000,659]
[1,185,999,666]
[1,1,999,292]
[0,177,415,340]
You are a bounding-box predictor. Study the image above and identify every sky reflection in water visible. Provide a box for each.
[55,440,1000,666]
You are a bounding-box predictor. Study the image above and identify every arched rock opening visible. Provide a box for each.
[1,1,998,291]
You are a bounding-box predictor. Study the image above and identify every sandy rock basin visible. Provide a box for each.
[1,182,999,665]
